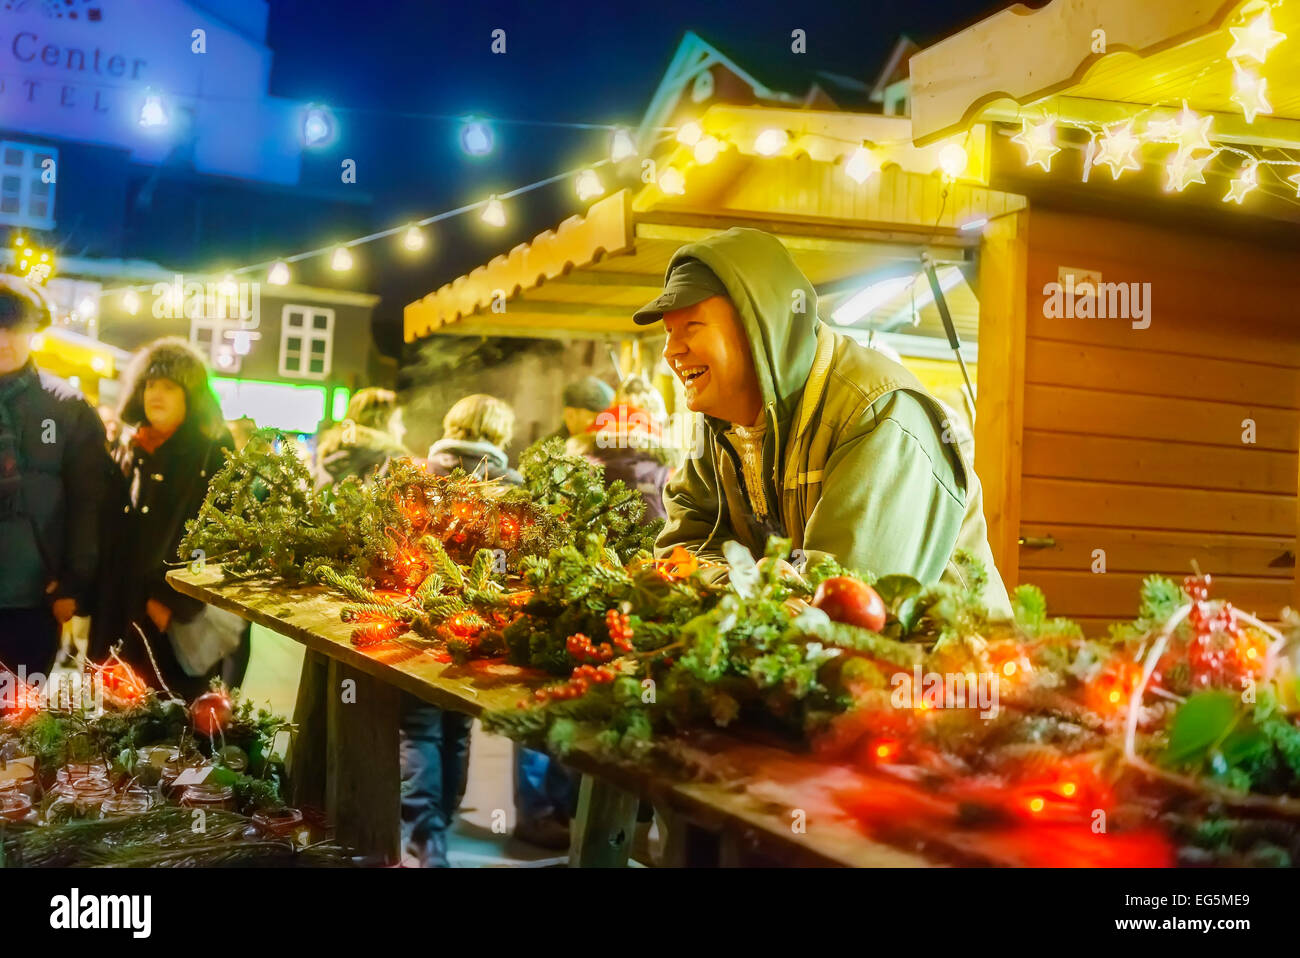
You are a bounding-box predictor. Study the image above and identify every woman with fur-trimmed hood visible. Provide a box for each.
[91,337,233,697]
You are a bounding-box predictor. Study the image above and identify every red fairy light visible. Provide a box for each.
[871,738,901,762]
[499,515,519,538]
[448,613,483,638]
[1086,656,1143,717]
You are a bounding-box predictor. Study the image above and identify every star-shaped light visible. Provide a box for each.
[1094,120,1143,179]
[1227,7,1286,64]
[1289,170,1300,197]
[1223,159,1258,204]
[1011,117,1061,171]
[1231,66,1272,122]
[1164,149,1213,192]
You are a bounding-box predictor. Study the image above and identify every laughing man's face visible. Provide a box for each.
[662,295,762,426]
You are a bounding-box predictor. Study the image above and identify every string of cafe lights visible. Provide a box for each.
[1005,1,1299,205]
[88,111,956,315]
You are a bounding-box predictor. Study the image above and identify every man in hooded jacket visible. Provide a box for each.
[634,228,1011,614]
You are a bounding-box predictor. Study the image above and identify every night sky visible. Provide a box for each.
[260,0,1006,355]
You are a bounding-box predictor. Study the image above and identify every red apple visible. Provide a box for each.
[812,577,887,632]
[191,690,234,737]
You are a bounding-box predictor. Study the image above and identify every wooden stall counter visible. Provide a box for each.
[168,566,951,868]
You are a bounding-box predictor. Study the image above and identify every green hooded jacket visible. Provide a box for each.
[654,228,1012,616]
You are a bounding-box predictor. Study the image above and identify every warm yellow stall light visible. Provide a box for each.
[1223,159,1258,204]
[268,261,291,285]
[610,128,637,162]
[692,135,721,165]
[330,246,353,271]
[1010,118,1060,172]
[676,121,703,147]
[481,196,506,227]
[1231,66,1272,123]
[657,167,686,195]
[123,290,140,315]
[1164,150,1212,192]
[575,169,604,201]
[1227,7,1286,64]
[1093,120,1142,179]
[217,273,238,298]
[937,141,968,179]
[844,145,880,183]
[753,128,788,156]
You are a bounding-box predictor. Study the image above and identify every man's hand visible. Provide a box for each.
[51,597,77,624]
[146,599,172,633]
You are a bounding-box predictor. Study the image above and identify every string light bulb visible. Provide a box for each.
[1223,159,1259,204]
[1288,170,1300,197]
[217,273,238,298]
[1227,6,1286,64]
[1010,117,1060,171]
[692,135,721,165]
[610,128,637,162]
[575,169,604,201]
[402,225,426,252]
[138,93,167,128]
[330,246,353,271]
[1231,65,1272,123]
[657,167,686,195]
[937,141,968,179]
[1093,120,1143,179]
[1147,101,1213,152]
[676,121,703,147]
[268,261,291,285]
[123,290,140,315]
[481,195,506,227]
[844,145,880,184]
[753,128,788,156]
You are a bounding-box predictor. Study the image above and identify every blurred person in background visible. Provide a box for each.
[547,375,613,442]
[91,338,234,700]
[405,393,519,866]
[567,374,674,521]
[314,387,407,489]
[0,276,111,676]
[426,393,521,483]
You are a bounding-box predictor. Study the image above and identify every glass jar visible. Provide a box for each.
[100,788,155,819]
[251,807,304,839]
[0,792,32,822]
[134,746,181,787]
[179,783,235,811]
[0,762,38,800]
[47,779,114,821]
[55,761,109,791]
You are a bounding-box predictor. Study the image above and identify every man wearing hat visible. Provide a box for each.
[633,227,1010,613]
[0,276,112,673]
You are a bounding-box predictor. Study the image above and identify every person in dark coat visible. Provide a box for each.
[91,337,233,700]
[402,394,521,866]
[0,276,112,677]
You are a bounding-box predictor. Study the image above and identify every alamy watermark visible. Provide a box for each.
[890,664,1000,719]
[0,666,106,712]
[1042,274,1150,329]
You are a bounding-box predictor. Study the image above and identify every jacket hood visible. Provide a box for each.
[427,437,509,471]
[664,228,819,429]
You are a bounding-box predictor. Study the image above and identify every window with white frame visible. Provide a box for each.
[190,316,243,374]
[279,305,334,379]
[0,141,56,229]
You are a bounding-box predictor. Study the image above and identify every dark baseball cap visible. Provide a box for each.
[632,258,730,325]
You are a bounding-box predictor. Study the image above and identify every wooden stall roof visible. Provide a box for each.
[405,104,1025,344]
[911,0,1300,148]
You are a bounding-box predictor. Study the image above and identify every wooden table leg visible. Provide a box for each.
[325,659,401,865]
[657,807,721,866]
[569,774,638,868]
[289,649,329,811]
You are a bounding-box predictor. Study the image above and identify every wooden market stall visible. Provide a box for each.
[405,102,1025,432]
[909,0,1300,632]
